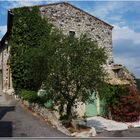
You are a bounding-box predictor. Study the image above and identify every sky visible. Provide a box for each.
[0,0,140,78]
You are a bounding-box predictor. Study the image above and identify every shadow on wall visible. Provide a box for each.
[0,106,15,137]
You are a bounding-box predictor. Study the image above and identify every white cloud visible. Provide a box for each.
[113,24,140,78]
[1,1,46,10]
[114,55,140,78]
[115,56,138,70]
[113,25,140,44]
[92,2,124,19]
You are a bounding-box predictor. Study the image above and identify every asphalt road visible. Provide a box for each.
[0,93,67,137]
[96,127,140,137]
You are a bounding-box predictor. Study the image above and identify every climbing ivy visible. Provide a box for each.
[9,6,62,91]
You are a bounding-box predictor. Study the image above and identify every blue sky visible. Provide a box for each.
[0,1,140,78]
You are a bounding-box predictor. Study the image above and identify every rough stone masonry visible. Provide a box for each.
[40,2,114,65]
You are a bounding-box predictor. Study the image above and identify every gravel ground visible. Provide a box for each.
[0,93,67,137]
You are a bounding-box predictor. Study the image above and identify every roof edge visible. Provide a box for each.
[10,1,113,29]
[0,10,14,48]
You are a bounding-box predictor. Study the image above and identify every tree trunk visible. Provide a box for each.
[66,102,73,122]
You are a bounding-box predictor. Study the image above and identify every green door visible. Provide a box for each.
[85,92,97,117]
[85,92,106,117]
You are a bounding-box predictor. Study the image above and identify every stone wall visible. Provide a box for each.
[22,100,70,135]
[40,2,114,65]
[0,52,2,70]
[1,41,13,92]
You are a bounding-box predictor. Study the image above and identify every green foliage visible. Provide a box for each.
[19,89,53,108]
[19,89,38,103]
[104,85,140,122]
[9,6,60,91]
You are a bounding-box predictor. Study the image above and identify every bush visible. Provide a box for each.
[106,85,140,122]
[19,89,38,103]
[19,89,54,109]
[38,96,53,109]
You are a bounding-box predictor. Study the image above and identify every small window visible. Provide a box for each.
[69,31,75,37]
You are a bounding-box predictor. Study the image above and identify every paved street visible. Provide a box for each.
[96,128,140,137]
[0,93,67,137]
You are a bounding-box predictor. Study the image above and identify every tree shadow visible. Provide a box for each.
[0,106,15,120]
[0,106,15,137]
[86,119,106,133]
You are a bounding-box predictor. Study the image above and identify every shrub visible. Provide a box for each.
[38,95,53,109]
[19,89,54,109]
[19,89,38,103]
[106,85,140,122]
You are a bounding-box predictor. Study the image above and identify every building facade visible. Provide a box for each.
[40,2,114,65]
[0,2,117,117]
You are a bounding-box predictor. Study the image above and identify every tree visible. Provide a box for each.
[45,34,107,122]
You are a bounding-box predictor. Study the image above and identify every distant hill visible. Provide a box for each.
[136,79,140,92]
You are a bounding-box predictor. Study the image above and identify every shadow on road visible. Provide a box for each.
[0,106,15,137]
[0,121,12,137]
[0,106,15,120]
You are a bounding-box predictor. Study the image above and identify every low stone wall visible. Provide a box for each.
[21,100,70,136]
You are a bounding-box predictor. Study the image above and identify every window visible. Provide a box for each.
[69,31,75,37]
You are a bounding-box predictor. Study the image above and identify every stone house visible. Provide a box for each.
[0,2,131,117]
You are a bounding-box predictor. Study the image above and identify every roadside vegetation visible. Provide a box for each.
[102,84,140,122]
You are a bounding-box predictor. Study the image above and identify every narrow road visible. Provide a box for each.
[96,128,140,137]
[0,93,67,137]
